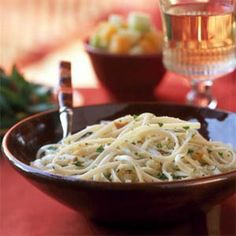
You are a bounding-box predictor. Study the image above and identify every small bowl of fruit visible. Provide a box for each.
[84,12,166,101]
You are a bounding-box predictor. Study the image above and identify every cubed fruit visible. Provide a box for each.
[130,45,143,55]
[128,12,151,32]
[117,29,141,45]
[109,34,132,54]
[99,23,117,48]
[139,38,157,53]
[108,14,126,27]
[142,30,163,53]
[89,33,101,48]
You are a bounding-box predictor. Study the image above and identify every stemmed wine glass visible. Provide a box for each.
[159,0,236,108]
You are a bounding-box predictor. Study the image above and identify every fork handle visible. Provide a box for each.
[58,61,73,138]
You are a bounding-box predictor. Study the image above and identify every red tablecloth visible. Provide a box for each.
[78,71,236,112]
[1,70,236,236]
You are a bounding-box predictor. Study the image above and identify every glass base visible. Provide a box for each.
[186,80,217,109]
[186,90,217,109]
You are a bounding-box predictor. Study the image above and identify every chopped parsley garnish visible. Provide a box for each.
[157,173,168,180]
[207,149,212,153]
[183,126,190,130]
[74,160,83,167]
[218,152,223,157]
[104,173,111,180]
[187,149,194,154]
[79,132,93,140]
[158,122,163,127]
[172,175,185,180]
[47,146,57,151]
[167,143,173,149]
[60,164,68,167]
[174,166,180,171]
[96,145,104,153]
[156,143,162,149]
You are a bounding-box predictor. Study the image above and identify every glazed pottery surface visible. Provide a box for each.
[2,103,236,223]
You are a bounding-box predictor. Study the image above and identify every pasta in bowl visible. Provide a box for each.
[2,103,236,222]
[32,113,236,182]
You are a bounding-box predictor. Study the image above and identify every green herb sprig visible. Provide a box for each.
[96,145,104,153]
[157,172,168,180]
[0,66,55,131]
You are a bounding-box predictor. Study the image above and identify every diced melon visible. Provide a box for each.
[90,33,101,48]
[98,23,117,48]
[108,14,126,27]
[139,38,157,53]
[97,21,108,30]
[142,30,163,53]
[128,12,151,32]
[130,45,143,55]
[89,22,110,49]
[116,29,141,45]
[109,34,132,54]
[89,11,162,54]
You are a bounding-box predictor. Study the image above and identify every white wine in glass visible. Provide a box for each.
[160,0,236,108]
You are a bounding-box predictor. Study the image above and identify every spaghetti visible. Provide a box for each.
[31,113,236,182]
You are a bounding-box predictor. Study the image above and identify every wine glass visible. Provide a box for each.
[159,0,236,108]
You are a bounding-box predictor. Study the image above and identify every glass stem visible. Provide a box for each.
[187,79,217,109]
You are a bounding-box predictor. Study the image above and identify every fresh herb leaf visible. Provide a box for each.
[77,132,93,141]
[183,126,190,130]
[187,149,194,154]
[167,142,173,149]
[158,123,163,127]
[96,145,104,153]
[174,166,180,171]
[218,152,223,157]
[172,175,185,180]
[47,146,58,151]
[156,143,162,149]
[104,173,111,180]
[207,149,212,153]
[74,160,83,167]
[157,173,168,180]
[0,66,55,131]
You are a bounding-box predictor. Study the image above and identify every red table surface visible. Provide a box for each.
[78,71,236,112]
[1,71,236,236]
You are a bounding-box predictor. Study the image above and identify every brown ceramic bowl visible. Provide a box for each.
[85,42,166,101]
[2,103,236,223]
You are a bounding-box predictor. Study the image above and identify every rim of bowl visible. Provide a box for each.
[2,102,236,189]
[84,40,163,59]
